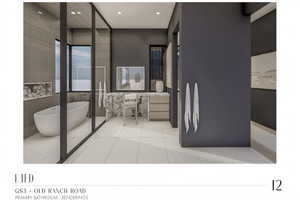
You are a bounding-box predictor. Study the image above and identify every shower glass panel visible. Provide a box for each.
[23,2,61,163]
[71,46,91,91]
[66,3,92,153]
[95,10,110,127]
[55,40,70,93]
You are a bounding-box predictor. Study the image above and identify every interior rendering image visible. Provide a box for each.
[23,2,276,164]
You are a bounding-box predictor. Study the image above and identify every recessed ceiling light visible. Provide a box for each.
[76,11,81,15]
[71,11,76,15]
[156,11,160,15]
[117,11,122,15]
[37,11,43,15]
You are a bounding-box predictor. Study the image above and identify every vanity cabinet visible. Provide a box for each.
[148,95,170,120]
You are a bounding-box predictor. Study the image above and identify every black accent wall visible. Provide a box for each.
[251,9,276,130]
[111,29,167,91]
[179,3,251,147]
[251,89,276,129]
[251,10,276,56]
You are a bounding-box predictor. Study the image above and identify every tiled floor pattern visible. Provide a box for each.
[24,117,105,163]
[65,118,272,164]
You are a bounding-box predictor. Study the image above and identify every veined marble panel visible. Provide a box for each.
[251,51,276,89]
[24,82,52,101]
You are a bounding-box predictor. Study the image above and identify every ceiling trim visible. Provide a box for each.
[251,3,276,23]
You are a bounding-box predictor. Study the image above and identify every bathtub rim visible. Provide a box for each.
[34,101,89,117]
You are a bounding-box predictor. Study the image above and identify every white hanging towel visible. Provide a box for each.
[103,82,107,107]
[184,82,191,133]
[98,81,102,108]
[103,81,106,93]
[193,82,199,132]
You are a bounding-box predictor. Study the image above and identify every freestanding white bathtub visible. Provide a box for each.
[34,101,89,137]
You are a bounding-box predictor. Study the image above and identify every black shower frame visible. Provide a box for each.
[58,3,112,163]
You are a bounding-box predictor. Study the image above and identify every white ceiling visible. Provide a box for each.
[93,3,175,29]
[37,3,108,29]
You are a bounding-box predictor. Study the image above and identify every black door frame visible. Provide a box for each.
[91,4,96,132]
[170,24,179,128]
[58,3,111,163]
[59,2,68,161]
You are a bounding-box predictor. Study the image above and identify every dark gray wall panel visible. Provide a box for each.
[167,4,181,129]
[24,3,60,138]
[112,29,167,91]
[71,29,92,44]
[251,9,276,130]
[180,3,251,147]
[251,89,276,129]
[251,10,276,56]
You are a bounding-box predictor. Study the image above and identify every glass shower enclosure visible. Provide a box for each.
[23,2,111,163]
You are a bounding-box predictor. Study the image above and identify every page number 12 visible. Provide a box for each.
[272,179,282,191]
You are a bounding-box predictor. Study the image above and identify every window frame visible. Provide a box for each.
[115,66,146,92]
[55,39,71,94]
[55,39,92,93]
[149,44,167,92]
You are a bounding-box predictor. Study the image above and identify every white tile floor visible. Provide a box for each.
[24,117,105,163]
[64,118,273,164]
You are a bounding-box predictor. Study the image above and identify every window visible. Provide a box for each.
[116,67,145,91]
[71,46,91,91]
[150,46,165,91]
[55,40,91,92]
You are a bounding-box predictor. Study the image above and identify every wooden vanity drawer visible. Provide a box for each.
[149,111,169,120]
[149,103,169,111]
[149,96,169,103]
[148,95,170,120]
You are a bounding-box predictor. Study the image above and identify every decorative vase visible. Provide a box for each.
[155,80,164,92]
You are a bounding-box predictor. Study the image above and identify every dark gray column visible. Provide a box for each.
[179,3,251,147]
[91,5,96,131]
[60,2,67,161]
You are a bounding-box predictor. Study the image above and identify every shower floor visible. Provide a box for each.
[23,117,105,163]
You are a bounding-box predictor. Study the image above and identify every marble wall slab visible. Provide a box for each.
[24,82,52,101]
[251,51,276,90]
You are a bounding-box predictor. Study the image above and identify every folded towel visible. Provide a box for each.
[103,82,106,107]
